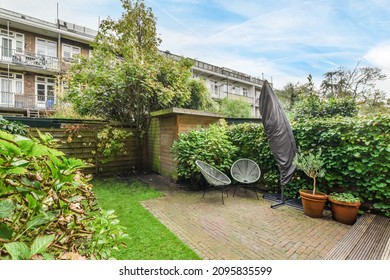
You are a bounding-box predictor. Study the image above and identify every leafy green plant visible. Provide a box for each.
[0,130,127,259]
[329,192,360,203]
[293,149,325,195]
[4,235,55,260]
[172,121,237,187]
[227,123,279,190]
[0,117,29,135]
[96,125,132,164]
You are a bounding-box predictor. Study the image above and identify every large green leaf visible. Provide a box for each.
[0,139,21,156]
[0,130,13,141]
[30,234,55,256]
[4,242,30,260]
[0,166,27,175]
[25,214,51,230]
[0,199,15,218]
[0,223,13,240]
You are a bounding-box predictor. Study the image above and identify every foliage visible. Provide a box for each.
[227,123,279,189]
[329,192,360,203]
[291,115,390,216]
[65,0,214,169]
[96,126,132,164]
[172,114,389,216]
[185,79,218,111]
[0,117,29,136]
[92,178,201,259]
[321,64,387,104]
[217,98,252,118]
[171,121,238,187]
[293,149,325,195]
[0,130,127,259]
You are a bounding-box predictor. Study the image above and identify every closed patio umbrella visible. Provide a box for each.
[259,80,297,207]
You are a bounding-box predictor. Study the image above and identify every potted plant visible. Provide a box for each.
[293,149,328,218]
[328,192,361,225]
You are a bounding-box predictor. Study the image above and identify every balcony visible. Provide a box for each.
[0,91,55,110]
[0,47,60,71]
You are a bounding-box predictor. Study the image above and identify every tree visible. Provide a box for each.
[217,98,251,118]
[65,0,213,169]
[320,63,387,105]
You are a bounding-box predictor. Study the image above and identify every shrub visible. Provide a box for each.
[171,121,237,187]
[291,115,390,216]
[227,123,279,190]
[0,117,29,135]
[0,130,127,259]
[171,115,389,216]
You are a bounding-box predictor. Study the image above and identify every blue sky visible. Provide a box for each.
[2,0,390,93]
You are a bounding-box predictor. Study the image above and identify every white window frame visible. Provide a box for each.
[62,44,81,62]
[36,38,57,58]
[35,76,55,108]
[0,71,24,94]
[0,29,24,59]
[243,87,248,97]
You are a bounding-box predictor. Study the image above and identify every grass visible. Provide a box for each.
[92,178,201,260]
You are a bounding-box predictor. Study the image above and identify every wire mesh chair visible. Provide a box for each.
[195,160,231,204]
[230,158,261,199]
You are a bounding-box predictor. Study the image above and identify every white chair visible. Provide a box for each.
[195,160,231,204]
[230,158,261,199]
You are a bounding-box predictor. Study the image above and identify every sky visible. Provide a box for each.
[1,0,390,93]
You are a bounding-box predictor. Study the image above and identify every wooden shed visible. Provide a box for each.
[146,107,224,180]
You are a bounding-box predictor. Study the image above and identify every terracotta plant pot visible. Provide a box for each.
[299,190,328,218]
[328,196,361,225]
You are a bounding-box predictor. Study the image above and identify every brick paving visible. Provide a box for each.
[138,173,351,260]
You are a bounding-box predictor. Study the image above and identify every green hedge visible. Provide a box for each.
[172,115,390,216]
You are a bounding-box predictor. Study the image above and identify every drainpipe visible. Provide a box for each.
[7,20,10,97]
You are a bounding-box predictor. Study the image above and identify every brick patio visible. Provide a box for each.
[139,173,351,260]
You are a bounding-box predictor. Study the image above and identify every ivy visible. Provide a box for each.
[171,115,389,216]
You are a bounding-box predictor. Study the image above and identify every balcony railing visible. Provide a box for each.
[0,91,55,110]
[0,47,60,71]
[159,50,264,86]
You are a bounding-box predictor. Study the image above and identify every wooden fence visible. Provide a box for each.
[29,126,137,176]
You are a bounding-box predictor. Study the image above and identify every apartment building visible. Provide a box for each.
[0,8,267,118]
[0,8,96,117]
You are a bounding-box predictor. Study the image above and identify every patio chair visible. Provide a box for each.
[230,158,261,199]
[195,160,231,204]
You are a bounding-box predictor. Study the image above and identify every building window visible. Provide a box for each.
[0,29,24,59]
[36,38,57,58]
[243,87,248,97]
[62,44,81,62]
[36,76,55,108]
[0,72,24,94]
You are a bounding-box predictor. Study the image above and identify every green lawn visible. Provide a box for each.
[92,178,201,260]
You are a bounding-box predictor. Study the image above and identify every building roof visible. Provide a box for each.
[0,8,96,43]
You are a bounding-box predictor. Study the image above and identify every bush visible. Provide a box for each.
[172,115,389,216]
[291,115,390,216]
[0,117,29,135]
[227,123,279,190]
[171,121,237,187]
[0,130,127,259]
[293,96,357,119]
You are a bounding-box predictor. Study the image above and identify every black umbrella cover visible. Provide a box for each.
[259,80,297,186]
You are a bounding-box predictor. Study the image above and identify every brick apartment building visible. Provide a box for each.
[0,7,267,118]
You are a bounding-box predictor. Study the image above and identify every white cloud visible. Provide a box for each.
[364,43,390,95]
